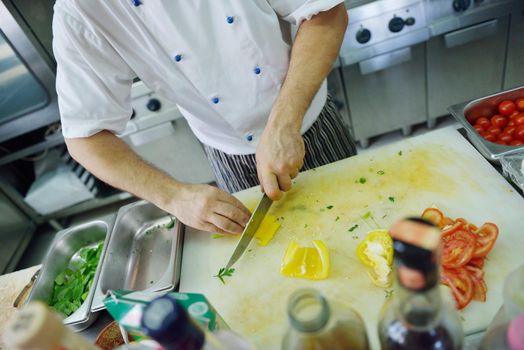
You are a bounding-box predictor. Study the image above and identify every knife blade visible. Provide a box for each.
[224,194,273,270]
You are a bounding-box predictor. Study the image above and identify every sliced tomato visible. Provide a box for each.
[464,265,484,280]
[441,268,474,310]
[472,223,499,258]
[441,221,464,239]
[471,277,487,302]
[422,208,444,227]
[468,257,485,269]
[442,230,476,268]
[454,218,477,232]
[441,217,454,228]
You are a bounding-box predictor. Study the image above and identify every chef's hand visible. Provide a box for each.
[256,125,305,200]
[169,183,251,235]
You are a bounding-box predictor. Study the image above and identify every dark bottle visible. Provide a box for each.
[378,218,463,350]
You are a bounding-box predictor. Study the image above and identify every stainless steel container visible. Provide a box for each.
[94,200,183,310]
[26,214,115,331]
[448,85,524,162]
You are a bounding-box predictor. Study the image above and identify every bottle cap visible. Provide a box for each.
[390,217,440,291]
[507,314,524,350]
[141,294,204,349]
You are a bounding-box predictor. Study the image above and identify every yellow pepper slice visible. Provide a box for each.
[356,230,393,287]
[280,240,330,280]
[254,215,281,246]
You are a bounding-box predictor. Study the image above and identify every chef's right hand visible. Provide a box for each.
[168,183,251,235]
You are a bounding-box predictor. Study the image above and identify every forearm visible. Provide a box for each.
[269,3,348,130]
[65,130,179,211]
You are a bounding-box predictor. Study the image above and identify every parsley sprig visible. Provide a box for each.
[214,267,235,284]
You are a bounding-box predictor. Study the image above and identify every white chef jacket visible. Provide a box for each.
[53,0,342,154]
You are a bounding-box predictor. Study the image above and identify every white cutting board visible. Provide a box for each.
[179,127,524,350]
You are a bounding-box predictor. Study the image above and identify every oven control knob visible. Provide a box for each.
[453,0,471,12]
[356,28,372,44]
[389,17,405,33]
[146,98,161,112]
[405,17,416,26]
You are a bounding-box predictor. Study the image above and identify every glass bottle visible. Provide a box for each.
[140,294,253,350]
[282,288,369,350]
[378,217,463,350]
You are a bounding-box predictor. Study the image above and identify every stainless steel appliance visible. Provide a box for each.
[339,0,429,147]
[504,9,524,90]
[425,0,524,126]
[0,0,58,143]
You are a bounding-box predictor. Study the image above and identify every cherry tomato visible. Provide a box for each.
[441,268,474,310]
[510,140,524,146]
[514,125,524,142]
[515,114,524,125]
[491,115,508,128]
[486,126,502,137]
[499,134,513,143]
[442,230,476,268]
[475,117,491,129]
[503,126,516,136]
[472,223,499,258]
[510,111,520,120]
[499,100,516,116]
[508,121,516,127]
[473,124,485,133]
[495,140,507,145]
[516,98,524,112]
[422,208,444,227]
[484,133,496,142]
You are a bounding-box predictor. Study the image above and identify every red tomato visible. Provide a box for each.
[503,126,516,136]
[441,221,464,239]
[499,134,513,143]
[473,124,485,133]
[441,217,454,228]
[515,114,524,125]
[422,208,444,227]
[471,277,487,302]
[508,121,517,127]
[476,117,491,129]
[510,140,524,146]
[441,268,474,310]
[496,140,507,145]
[486,126,502,137]
[491,115,508,128]
[468,257,485,269]
[464,265,485,280]
[472,223,499,258]
[499,100,516,116]
[442,230,476,268]
[516,98,524,112]
[510,111,520,120]
[484,133,496,142]
[514,125,524,142]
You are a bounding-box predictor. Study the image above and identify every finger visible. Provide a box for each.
[213,202,250,227]
[215,189,251,217]
[262,171,282,200]
[207,213,244,234]
[290,168,300,179]
[199,221,235,236]
[277,173,292,192]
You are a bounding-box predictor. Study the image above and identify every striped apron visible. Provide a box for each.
[204,96,357,193]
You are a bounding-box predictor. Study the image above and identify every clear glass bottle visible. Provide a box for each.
[480,264,524,350]
[378,217,464,350]
[282,288,370,350]
[140,294,253,350]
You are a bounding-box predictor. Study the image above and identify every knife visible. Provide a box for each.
[224,194,273,270]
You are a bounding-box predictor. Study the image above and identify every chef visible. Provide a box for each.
[53,0,355,235]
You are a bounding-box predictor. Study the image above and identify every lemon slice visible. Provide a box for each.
[280,240,330,280]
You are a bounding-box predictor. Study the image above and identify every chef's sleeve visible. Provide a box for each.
[53,9,135,138]
[267,0,345,25]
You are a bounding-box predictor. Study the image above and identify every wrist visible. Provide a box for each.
[154,178,184,212]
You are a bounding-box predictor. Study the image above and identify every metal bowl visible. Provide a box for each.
[448,85,524,162]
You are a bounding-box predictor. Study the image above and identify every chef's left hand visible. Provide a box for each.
[256,123,305,200]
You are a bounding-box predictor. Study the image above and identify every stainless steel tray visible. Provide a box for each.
[94,200,183,310]
[26,214,115,331]
[448,85,524,162]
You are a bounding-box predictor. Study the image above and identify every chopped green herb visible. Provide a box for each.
[326,205,334,210]
[352,235,359,240]
[398,151,403,156]
[211,234,224,239]
[304,224,308,228]
[377,170,385,175]
[150,280,154,284]
[385,289,394,300]
[362,211,372,219]
[335,216,340,221]
[165,217,176,229]
[312,168,317,172]
[348,224,359,232]
[388,196,395,203]
[382,214,388,219]
[248,249,252,253]
[358,177,367,184]
[214,267,235,284]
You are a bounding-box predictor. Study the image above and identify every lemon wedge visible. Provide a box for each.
[356,230,393,287]
[280,240,330,280]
